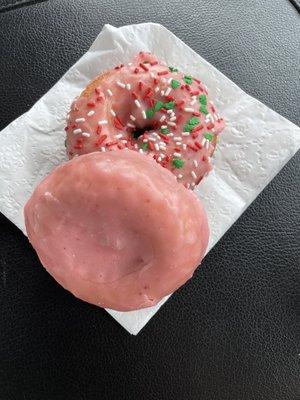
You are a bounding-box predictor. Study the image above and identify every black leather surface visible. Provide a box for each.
[0,1,299,399]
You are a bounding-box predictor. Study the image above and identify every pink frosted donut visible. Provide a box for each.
[24,150,209,311]
[66,52,225,189]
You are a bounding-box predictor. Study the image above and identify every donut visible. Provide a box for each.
[24,150,209,311]
[65,52,225,189]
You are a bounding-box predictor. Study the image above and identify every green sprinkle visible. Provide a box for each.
[171,79,180,89]
[172,158,185,169]
[146,108,155,119]
[203,132,213,141]
[160,128,170,135]
[140,142,149,150]
[199,94,207,105]
[183,117,200,132]
[200,104,208,115]
[164,101,175,110]
[154,100,164,112]
[169,66,178,72]
[183,75,192,85]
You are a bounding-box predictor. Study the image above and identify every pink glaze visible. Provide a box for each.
[24,150,209,311]
[66,52,225,189]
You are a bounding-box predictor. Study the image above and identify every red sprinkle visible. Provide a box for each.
[190,90,200,96]
[144,87,153,98]
[185,84,191,92]
[94,134,107,147]
[187,144,198,152]
[64,126,68,131]
[211,105,216,114]
[157,70,168,76]
[174,147,181,152]
[202,155,208,162]
[192,125,203,133]
[71,124,77,129]
[76,137,83,143]
[207,122,214,130]
[192,131,199,139]
[106,141,118,147]
[176,100,185,107]
[176,114,183,124]
[74,144,83,149]
[153,78,159,85]
[134,67,139,74]
[150,60,158,66]
[117,143,124,149]
[193,111,201,116]
[194,78,201,84]
[140,63,149,72]
[165,95,174,102]
[96,95,103,102]
[96,126,102,135]
[87,100,96,107]
[131,91,138,99]
[95,87,101,94]
[148,141,154,151]
[114,116,125,130]
[195,141,203,149]
[138,81,143,91]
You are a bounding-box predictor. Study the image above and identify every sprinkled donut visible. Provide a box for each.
[66,52,225,188]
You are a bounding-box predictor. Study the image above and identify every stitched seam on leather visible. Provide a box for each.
[0,0,47,13]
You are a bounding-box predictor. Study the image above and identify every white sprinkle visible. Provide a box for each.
[101,147,106,152]
[115,134,123,139]
[159,115,166,122]
[169,116,176,122]
[134,99,141,108]
[139,149,144,154]
[176,142,182,146]
[152,132,160,138]
[168,77,173,84]
[142,110,147,119]
[193,160,198,167]
[190,99,197,105]
[160,90,165,96]
[154,143,160,151]
[184,107,194,113]
[164,87,171,96]
[134,144,138,149]
[208,156,211,162]
[161,77,167,83]
[173,152,181,158]
[191,182,196,188]
[150,72,155,78]
[182,132,190,136]
[168,132,174,137]
[182,144,187,150]
[128,62,132,66]
[75,117,85,123]
[154,86,160,93]
[87,110,95,117]
[121,140,128,144]
[173,136,182,141]
[159,153,165,158]
[149,137,157,142]
[130,114,136,121]
[107,89,113,97]
[110,109,116,117]
[73,128,82,134]
[127,123,135,128]
[205,139,210,149]
[116,81,126,88]
[160,146,167,151]
[191,171,197,179]
[167,109,173,114]
[126,83,131,90]
[98,120,108,125]
[178,174,183,179]
[157,157,162,162]
[167,121,176,127]
[201,138,206,146]
[82,132,90,137]
[161,125,167,129]
[187,183,191,189]
[66,114,70,120]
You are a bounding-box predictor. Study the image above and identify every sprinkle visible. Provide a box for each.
[191,171,197,179]
[73,128,82,134]
[140,142,149,151]
[142,110,147,119]
[171,79,180,89]
[75,118,85,122]
[161,125,168,129]
[126,83,131,90]
[134,99,141,108]
[107,89,113,97]
[110,109,116,117]
[158,70,168,76]
[160,90,165,96]
[101,147,106,152]
[134,144,139,149]
[205,140,210,149]
[121,140,128,144]
[172,158,184,168]
[167,109,173,114]
[176,142,182,146]
[157,157,162,162]
[134,67,139,73]
[164,87,172,96]
[190,98,197,105]
[184,75,193,85]
[169,116,176,122]
[150,72,155,78]
[116,81,126,88]
[146,108,155,118]
[154,86,160,93]
[204,132,213,141]
[167,121,176,127]
[183,116,200,132]
[173,136,182,141]
[115,133,123,139]
[159,116,166,123]
[127,123,135,128]
[130,114,136,121]
[193,160,198,167]
[199,94,207,105]
[139,149,144,154]
[200,104,208,115]
[82,132,90,137]
[87,100,96,107]
[182,132,190,136]
[173,152,181,158]
[140,63,149,71]
[182,144,187,150]
[95,87,102,94]
[191,183,196,188]
[177,174,183,179]
[184,107,194,113]
[164,101,175,110]
[201,138,206,146]
[169,66,178,72]
[154,143,160,151]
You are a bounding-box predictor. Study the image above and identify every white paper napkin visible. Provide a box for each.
[0,23,299,335]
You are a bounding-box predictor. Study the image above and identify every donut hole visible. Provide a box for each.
[131,125,154,139]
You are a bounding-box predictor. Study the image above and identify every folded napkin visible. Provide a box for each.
[0,23,299,335]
